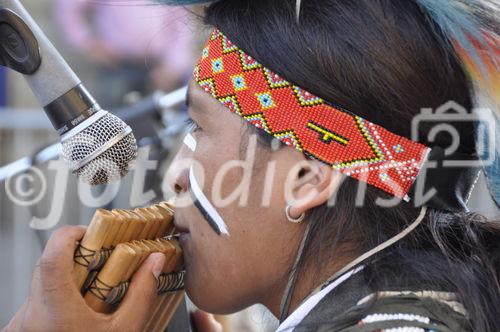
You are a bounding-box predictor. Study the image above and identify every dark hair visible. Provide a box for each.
[204,0,500,331]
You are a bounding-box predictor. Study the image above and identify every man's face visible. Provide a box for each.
[166,80,306,314]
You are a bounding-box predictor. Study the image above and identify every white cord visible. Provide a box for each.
[280,205,428,321]
[312,206,428,296]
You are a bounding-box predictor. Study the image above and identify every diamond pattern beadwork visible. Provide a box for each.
[194,29,431,198]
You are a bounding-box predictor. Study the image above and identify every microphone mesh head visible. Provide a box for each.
[61,112,138,185]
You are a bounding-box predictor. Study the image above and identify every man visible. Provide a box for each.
[4,1,500,331]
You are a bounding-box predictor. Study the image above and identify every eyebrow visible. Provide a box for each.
[188,85,215,121]
[185,86,203,117]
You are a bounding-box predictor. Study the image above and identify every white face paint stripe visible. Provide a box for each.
[189,166,230,236]
[183,133,197,152]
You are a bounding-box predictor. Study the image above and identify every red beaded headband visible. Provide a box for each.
[194,29,431,199]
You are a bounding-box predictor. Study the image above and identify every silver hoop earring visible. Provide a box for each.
[285,205,305,224]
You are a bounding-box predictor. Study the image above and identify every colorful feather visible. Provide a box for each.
[415,0,499,206]
[415,0,499,104]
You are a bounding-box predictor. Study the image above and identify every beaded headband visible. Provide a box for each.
[194,29,431,199]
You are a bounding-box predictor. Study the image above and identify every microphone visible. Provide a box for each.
[0,0,137,185]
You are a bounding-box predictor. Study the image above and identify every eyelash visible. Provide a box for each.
[185,118,201,132]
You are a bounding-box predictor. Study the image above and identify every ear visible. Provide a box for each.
[286,160,344,219]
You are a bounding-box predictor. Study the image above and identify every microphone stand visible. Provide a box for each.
[0,86,187,183]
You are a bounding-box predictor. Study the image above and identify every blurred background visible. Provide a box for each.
[0,0,497,331]
[0,0,277,330]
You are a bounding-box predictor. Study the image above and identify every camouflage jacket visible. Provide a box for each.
[283,268,469,332]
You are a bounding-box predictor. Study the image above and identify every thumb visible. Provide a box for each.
[191,310,223,332]
[114,252,165,329]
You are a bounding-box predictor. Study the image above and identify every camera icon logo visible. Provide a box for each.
[411,101,496,167]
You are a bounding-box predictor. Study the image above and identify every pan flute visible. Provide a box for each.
[73,201,184,331]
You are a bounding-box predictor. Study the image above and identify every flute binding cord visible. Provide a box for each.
[87,247,113,271]
[88,277,114,302]
[73,244,97,268]
[157,270,186,294]
[82,270,99,294]
[105,270,186,305]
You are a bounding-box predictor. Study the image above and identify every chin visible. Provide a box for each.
[184,271,247,315]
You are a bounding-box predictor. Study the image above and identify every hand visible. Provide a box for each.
[3,226,166,332]
[191,310,223,332]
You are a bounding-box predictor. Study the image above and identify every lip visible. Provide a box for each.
[173,217,190,234]
[178,232,190,248]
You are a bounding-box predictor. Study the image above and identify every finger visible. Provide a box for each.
[5,301,29,331]
[191,310,223,332]
[39,226,87,281]
[114,253,166,329]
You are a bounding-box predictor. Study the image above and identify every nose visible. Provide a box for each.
[165,152,190,196]
[174,168,189,194]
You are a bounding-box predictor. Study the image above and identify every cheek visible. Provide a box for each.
[184,208,292,314]
[180,131,292,311]
[182,169,289,313]
[184,227,255,313]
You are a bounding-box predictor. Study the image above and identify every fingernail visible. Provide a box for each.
[150,253,165,279]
